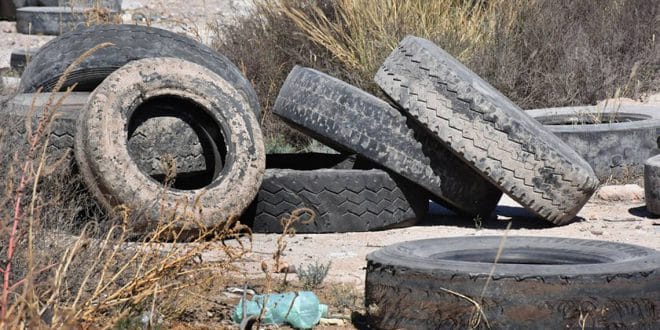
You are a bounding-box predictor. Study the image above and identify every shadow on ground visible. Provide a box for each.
[421,201,573,230]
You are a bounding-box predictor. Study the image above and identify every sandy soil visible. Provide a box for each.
[223,192,659,288]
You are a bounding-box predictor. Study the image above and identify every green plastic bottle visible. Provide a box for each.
[232,291,328,329]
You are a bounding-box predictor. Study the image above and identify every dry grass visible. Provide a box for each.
[217,0,658,147]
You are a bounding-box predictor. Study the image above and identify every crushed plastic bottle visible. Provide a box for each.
[232,291,328,329]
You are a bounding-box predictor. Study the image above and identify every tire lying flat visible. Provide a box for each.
[246,153,428,233]
[645,155,660,215]
[273,66,502,219]
[19,24,261,118]
[16,7,115,35]
[366,236,660,329]
[376,36,599,225]
[0,92,211,179]
[528,104,660,182]
[74,58,265,233]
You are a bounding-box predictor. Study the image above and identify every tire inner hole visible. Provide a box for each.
[126,95,227,190]
[430,248,614,265]
[536,113,649,125]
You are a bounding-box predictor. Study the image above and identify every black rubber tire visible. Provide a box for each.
[74,58,265,232]
[376,36,599,225]
[527,104,660,182]
[18,24,261,118]
[0,92,214,181]
[245,153,429,233]
[366,236,660,329]
[10,48,38,74]
[0,92,86,164]
[645,155,660,215]
[15,7,107,36]
[273,66,502,219]
[0,0,16,20]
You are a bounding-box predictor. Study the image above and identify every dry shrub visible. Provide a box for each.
[214,0,345,149]
[216,0,658,145]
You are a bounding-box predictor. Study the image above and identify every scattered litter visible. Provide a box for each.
[233,291,328,329]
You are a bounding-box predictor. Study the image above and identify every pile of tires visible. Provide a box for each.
[1,28,606,234]
[2,25,658,328]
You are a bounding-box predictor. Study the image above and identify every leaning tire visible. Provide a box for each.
[74,58,265,232]
[245,153,428,233]
[376,36,599,225]
[366,236,660,329]
[527,104,660,182]
[19,24,261,118]
[0,92,211,179]
[273,66,502,219]
[645,155,660,215]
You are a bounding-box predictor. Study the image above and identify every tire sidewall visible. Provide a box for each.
[75,58,265,231]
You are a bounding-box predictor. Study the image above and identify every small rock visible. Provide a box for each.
[596,184,644,202]
[590,230,604,236]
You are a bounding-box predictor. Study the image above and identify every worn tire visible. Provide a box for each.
[19,24,260,118]
[0,92,85,164]
[273,66,502,219]
[645,155,660,216]
[376,36,599,225]
[15,7,106,35]
[527,104,660,182]
[366,236,660,329]
[0,92,212,179]
[74,58,265,232]
[245,153,429,233]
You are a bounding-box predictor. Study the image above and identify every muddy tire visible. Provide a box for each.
[273,66,502,219]
[74,58,265,233]
[245,153,428,233]
[376,36,599,225]
[0,92,211,179]
[528,104,660,182]
[645,155,660,215]
[19,24,260,117]
[366,236,660,329]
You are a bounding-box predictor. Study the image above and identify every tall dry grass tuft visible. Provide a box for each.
[217,0,657,147]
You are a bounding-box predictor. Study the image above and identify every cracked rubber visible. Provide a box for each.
[645,155,660,215]
[366,236,660,329]
[0,92,210,178]
[244,153,429,233]
[376,36,599,225]
[528,104,660,182]
[273,66,502,219]
[74,58,265,233]
[19,24,261,118]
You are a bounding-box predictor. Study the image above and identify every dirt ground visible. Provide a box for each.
[1,1,658,327]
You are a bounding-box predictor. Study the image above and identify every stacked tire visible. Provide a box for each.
[14,0,121,35]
